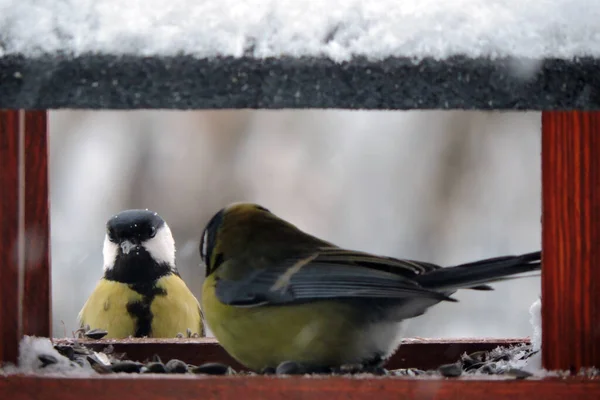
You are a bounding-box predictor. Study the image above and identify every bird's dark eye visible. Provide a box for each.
[107,227,116,241]
[149,226,157,238]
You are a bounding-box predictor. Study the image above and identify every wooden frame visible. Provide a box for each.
[1,108,600,397]
[0,110,50,364]
[1,375,598,400]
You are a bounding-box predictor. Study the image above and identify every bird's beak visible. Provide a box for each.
[120,240,138,255]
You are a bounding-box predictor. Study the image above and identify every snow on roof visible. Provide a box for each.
[1,0,600,61]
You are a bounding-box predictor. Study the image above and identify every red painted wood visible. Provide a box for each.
[22,111,51,338]
[54,337,529,371]
[0,110,21,364]
[542,111,600,371]
[0,110,51,364]
[1,375,599,400]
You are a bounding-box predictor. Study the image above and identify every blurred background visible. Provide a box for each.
[49,110,541,339]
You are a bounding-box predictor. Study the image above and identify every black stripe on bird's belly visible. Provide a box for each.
[126,281,168,337]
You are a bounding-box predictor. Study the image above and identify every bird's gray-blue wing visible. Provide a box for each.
[214,253,455,307]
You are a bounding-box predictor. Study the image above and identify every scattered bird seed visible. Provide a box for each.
[141,362,167,374]
[73,356,92,369]
[477,363,496,374]
[467,351,488,362]
[152,354,162,363]
[46,340,538,379]
[54,345,75,360]
[276,361,307,375]
[438,363,462,378]
[87,352,111,367]
[335,364,388,375]
[260,367,276,375]
[165,359,188,373]
[504,368,534,379]
[73,345,92,356]
[191,362,232,375]
[84,329,108,340]
[111,361,143,373]
[390,368,426,376]
[367,367,389,376]
[92,363,113,374]
[38,354,58,367]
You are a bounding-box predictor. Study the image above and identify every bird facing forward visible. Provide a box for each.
[200,202,541,373]
[79,209,203,339]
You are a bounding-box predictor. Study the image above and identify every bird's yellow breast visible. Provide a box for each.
[150,274,203,337]
[201,274,362,371]
[79,274,202,338]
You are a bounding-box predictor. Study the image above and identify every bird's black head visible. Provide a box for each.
[106,209,165,244]
[199,203,271,277]
[103,209,176,284]
[200,208,225,277]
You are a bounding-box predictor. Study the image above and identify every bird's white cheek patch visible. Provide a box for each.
[102,235,118,271]
[142,224,176,267]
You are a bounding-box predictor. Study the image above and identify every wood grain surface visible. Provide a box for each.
[542,111,600,371]
[1,375,599,400]
[22,111,51,338]
[0,110,20,364]
[0,110,51,364]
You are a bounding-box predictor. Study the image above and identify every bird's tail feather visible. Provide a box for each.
[416,251,541,291]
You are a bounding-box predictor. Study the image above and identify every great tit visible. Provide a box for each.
[79,209,203,338]
[200,202,541,373]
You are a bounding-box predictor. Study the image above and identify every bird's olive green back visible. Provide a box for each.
[204,203,331,279]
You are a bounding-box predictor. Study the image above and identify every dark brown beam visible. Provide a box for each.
[542,111,600,371]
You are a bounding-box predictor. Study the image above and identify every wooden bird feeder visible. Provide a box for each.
[1,53,600,398]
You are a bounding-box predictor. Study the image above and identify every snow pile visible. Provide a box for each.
[456,297,542,377]
[529,297,542,353]
[495,297,541,374]
[0,336,95,376]
[523,297,542,372]
[1,0,600,61]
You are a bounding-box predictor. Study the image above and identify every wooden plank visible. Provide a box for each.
[541,111,600,371]
[0,110,50,364]
[0,110,20,364]
[22,111,51,337]
[1,375,599,400]
[54,338,529,371]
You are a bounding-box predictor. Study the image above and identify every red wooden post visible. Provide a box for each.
[542,111,600,371]
[0,110,50,364]
[0,110,21,364]
[22,111,51,338]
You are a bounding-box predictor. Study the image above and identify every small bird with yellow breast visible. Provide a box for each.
[79,209,203,339]
[200,202,541,373]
